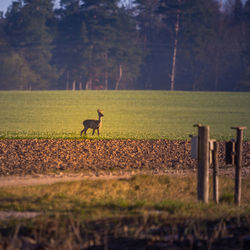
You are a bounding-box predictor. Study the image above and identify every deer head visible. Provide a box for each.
[97,109,104,117]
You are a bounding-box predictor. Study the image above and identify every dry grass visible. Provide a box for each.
[0,175,249,220]
[0,174,250,249]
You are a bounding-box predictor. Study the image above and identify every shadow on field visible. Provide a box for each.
[1,215,250,249]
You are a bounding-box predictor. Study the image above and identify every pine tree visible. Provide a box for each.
[82,0,119,89]
[179,0,220,90]
[240,0,250,90]
[134,0,168,90]
[233,0,244,24]
[111,7,143,89]
[0,3,37,90]
[81,0,143,89]
[5,0,57,89]
[158,0,184,90]
[53,0,89,90]
[219,0,245,90]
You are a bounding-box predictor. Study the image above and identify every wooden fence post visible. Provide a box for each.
[212,141,219,204]
[194,124,210,203]
[231,126,247,206]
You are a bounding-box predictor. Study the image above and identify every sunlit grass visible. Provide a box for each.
[0,175,249,220]
[0,90,249,140]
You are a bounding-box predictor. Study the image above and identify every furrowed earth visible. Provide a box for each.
[0,139,249,177]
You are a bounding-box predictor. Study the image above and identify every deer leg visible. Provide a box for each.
[84,128,88,135]
[97,128,100,136]
[80,129,84,136]
[92,129,96,135]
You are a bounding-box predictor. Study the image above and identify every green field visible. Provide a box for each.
[0,91,249,140]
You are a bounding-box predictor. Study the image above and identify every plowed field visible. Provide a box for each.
[0,139,249,176]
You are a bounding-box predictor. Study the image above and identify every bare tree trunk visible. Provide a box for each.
[86,44,94,90]
[66,71,70,90]
[115,64,123,90]
[72,80,76,91]
[79,82,82,90]
[104,72,108,90]
[104,53,108,90]
[214,48,219,91]
[85,75,92,90]
[170,9,180,91]
[214,60,219,91]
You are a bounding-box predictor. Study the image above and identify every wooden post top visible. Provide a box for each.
[193,124,209,128]
[193,124,202,128]
[231,126,247,130]
[209,139,216,142]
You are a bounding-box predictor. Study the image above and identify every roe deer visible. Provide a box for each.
[80,109,104,136]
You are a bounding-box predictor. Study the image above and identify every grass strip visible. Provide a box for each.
[0,175,249,220]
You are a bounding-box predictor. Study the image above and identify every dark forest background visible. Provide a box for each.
[0,0,250,91]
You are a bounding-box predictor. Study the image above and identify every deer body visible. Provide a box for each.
[81,109,104,136]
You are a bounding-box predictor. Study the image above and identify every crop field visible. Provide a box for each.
[0,90,250,249]
[0,90,249,140]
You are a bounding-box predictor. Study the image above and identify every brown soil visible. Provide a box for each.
[0,139,249,177]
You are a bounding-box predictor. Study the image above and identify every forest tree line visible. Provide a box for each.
[0,0,250,91]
